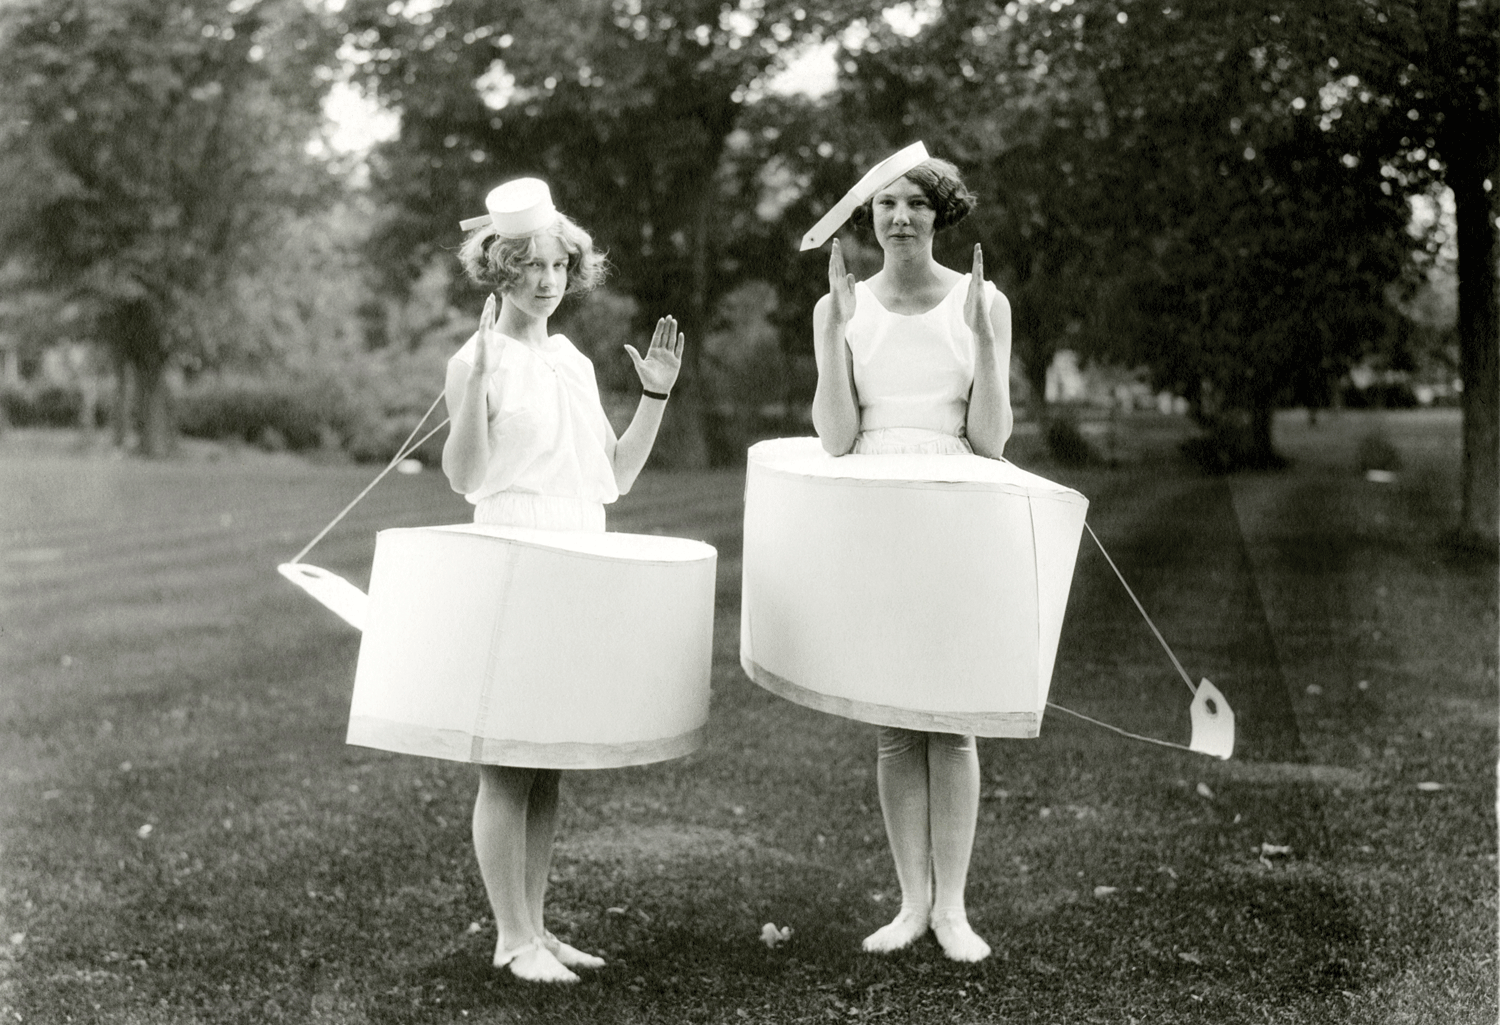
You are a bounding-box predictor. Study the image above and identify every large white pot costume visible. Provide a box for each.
[346,523,715,768]
[741,438,1087,737]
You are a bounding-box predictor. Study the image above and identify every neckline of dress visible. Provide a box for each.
[501,331,565,350]
[859,275,968,318]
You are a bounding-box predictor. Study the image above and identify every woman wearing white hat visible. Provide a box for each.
[444,178,685,983]
[810,151,1013,962]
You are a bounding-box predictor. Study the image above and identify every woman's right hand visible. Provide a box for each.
[827,238,857,325]
[472,293,500,377]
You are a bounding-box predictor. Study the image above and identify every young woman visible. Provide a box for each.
[811,157,1013,962]
[443,178,684,983]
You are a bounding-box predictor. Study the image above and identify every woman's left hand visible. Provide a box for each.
[625,315,685,395]
[964,244,995,345]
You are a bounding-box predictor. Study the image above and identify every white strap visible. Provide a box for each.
[1045,521,1235,759]
[286,389,449,566]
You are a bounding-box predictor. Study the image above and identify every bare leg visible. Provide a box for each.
[863,727,933,952]
[523,769,604,969]
[926,733,990,962]
[473,765,576,983]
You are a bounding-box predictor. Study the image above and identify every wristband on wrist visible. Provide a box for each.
[642,388,670,401]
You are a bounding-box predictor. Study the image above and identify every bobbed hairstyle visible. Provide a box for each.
[457,213,607,297]
[849,157,976,233]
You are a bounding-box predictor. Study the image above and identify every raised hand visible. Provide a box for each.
[473,293,500,376]
[624,315,685,395]
[964,244,993,344]
[827,238,857,325]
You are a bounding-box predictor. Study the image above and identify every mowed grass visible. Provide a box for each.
[0,409,1493,1024]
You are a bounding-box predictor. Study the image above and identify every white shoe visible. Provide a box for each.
[494,938,580,983]
[931,909,991,963]
[861,906,930,953]
[545,931,605,969]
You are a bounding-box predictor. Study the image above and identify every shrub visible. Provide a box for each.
[1,385,102,428]
[176,379,345,452]
[1043,413,1101,467]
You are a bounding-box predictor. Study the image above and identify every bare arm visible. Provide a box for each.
[442,295,501,495]
[610,316,684,494]
[811,238,861,455]
[963,245,1014,460]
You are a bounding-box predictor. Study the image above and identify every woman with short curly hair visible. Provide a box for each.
[811,153,1013,963]
[456,211,607,298]
[443,178,685,984]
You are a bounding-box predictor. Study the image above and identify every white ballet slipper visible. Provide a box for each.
[494,937,580,983]
[861,905,930,953]
[545,931,605,969]
[930,908,991,963]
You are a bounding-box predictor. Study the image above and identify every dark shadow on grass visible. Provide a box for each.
[999,871,1374,1018]
[1050,472,1307,764]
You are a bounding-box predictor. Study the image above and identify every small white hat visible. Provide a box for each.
[459,178,558,237]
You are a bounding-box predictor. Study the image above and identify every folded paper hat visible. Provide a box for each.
[459,177,558,236]
[799,141,929,251]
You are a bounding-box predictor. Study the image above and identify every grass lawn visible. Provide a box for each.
[0,408,1494,1024]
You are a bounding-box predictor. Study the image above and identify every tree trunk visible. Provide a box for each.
[648,174,714,470]
[105,298,176,458]
[112,353,133,450]
[133,351,175,458]
[1451,161,1499,553]
[1246,397,1278,469]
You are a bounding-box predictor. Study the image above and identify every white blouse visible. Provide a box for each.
[842,274,1000,439]
[445,331,619,506]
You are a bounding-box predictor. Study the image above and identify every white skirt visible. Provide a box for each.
[853,427,972,456]
[475,490,606,533]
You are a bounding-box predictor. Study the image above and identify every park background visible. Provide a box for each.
[0,0,1497,1022]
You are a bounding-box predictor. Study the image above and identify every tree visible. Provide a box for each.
[341,0,863,466]
[1080,0,1414,464]
[1317,0,1497,547]
[0,0,339,455]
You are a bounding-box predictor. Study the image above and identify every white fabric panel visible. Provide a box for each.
[741,437,1087,738]
[348,524,716,768]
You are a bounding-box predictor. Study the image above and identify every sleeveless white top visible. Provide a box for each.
[843,274,1000,443]
[446,331,619,507]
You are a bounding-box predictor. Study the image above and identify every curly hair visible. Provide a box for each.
[848,157,976,233]
[457,213,607,297]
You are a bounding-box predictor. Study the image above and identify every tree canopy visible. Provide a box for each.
[0,0,339,453]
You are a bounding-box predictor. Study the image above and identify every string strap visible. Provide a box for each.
[1045,701,1201,756]
[1082,521,1197,697]
[288,389,449,566]
[1044,520,1218,757]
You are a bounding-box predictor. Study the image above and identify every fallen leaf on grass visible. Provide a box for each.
[136,824,153,839]
[1196,782,1215,800]
[760,923,792,948]
[1178,951,1204,964]
[1092,886,1118,898]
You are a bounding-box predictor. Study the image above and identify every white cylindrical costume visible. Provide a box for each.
[348,523,716,768]
[740,437,1087,738]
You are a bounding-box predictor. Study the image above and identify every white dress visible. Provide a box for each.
[840,274,1002,456]
[445,330,617,532]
